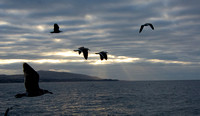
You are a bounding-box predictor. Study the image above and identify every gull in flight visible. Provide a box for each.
[139,23,154,33]
[15,63,53,98]
[95,51,108,60]
[74,47,90,60]
[50,23,62,33]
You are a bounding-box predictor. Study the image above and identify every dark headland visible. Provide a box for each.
[0,70,118,83]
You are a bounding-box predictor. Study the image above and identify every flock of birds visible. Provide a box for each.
[50,23,154,60]
[15,22,154,99]
[4,22,154,115]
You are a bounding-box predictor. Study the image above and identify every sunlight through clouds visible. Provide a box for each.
[0,56,195,65]
[0,20,10,25]
[48,69,71,72]
[146,59,193,65]
[0,41,15,45]
[53,39,62,42]
[36,25,46,31]
[41,50,80,57]
[0,59,28,64]
[90,57,141,65]
[85,14,97,21]
[5,9,30,15]
[0,0,200,79]
[0,59,86,64]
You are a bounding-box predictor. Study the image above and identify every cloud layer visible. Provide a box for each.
[0,0,200,80]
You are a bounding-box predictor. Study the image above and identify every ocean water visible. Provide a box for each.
[1,81,200,116]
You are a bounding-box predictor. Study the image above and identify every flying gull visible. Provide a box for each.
[74,47,90,60]
[50,23,62,33]
[95,51,108,60]
[139,23,154,33]
[15,63,53,98]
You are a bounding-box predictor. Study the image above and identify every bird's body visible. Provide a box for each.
[96,51,108,60]
[50,23,62,33]
[15,63,52,98]
[139,23,154,33]
[74,47,90,60]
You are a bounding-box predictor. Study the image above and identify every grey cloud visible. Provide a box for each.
[0,0,200,80]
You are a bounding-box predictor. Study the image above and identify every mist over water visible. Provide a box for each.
[1,81,200,115]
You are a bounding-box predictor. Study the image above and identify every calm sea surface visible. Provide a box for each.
[1,81,200,116]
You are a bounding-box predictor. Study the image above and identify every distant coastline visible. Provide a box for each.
[0,70,118,83]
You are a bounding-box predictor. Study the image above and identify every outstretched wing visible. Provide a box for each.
[23,63,40,92]
[148,23,154,30]
[54,23,60,32]
[103,53,108,60]
[139,25,144,33]
[99,53,104,60]
[83,49,88,60]
[74,50,82,54]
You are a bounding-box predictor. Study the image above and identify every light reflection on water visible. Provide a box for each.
[1,81,200,115]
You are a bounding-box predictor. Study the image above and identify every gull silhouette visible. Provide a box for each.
[139,23,154,33]
[50,23,62,33]
[95,51,108,60]
[74,47,90,60]
[15,63,53,98]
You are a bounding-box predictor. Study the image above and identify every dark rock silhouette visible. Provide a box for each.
[74,47,90,60]
[15,63,52,98]
[50,23,62,33]
[0,70,102,83]
[139,23,154,33]
[95,51,108,60]
[0,70,119,82]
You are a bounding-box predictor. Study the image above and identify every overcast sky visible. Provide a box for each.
[0,0,200,80]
